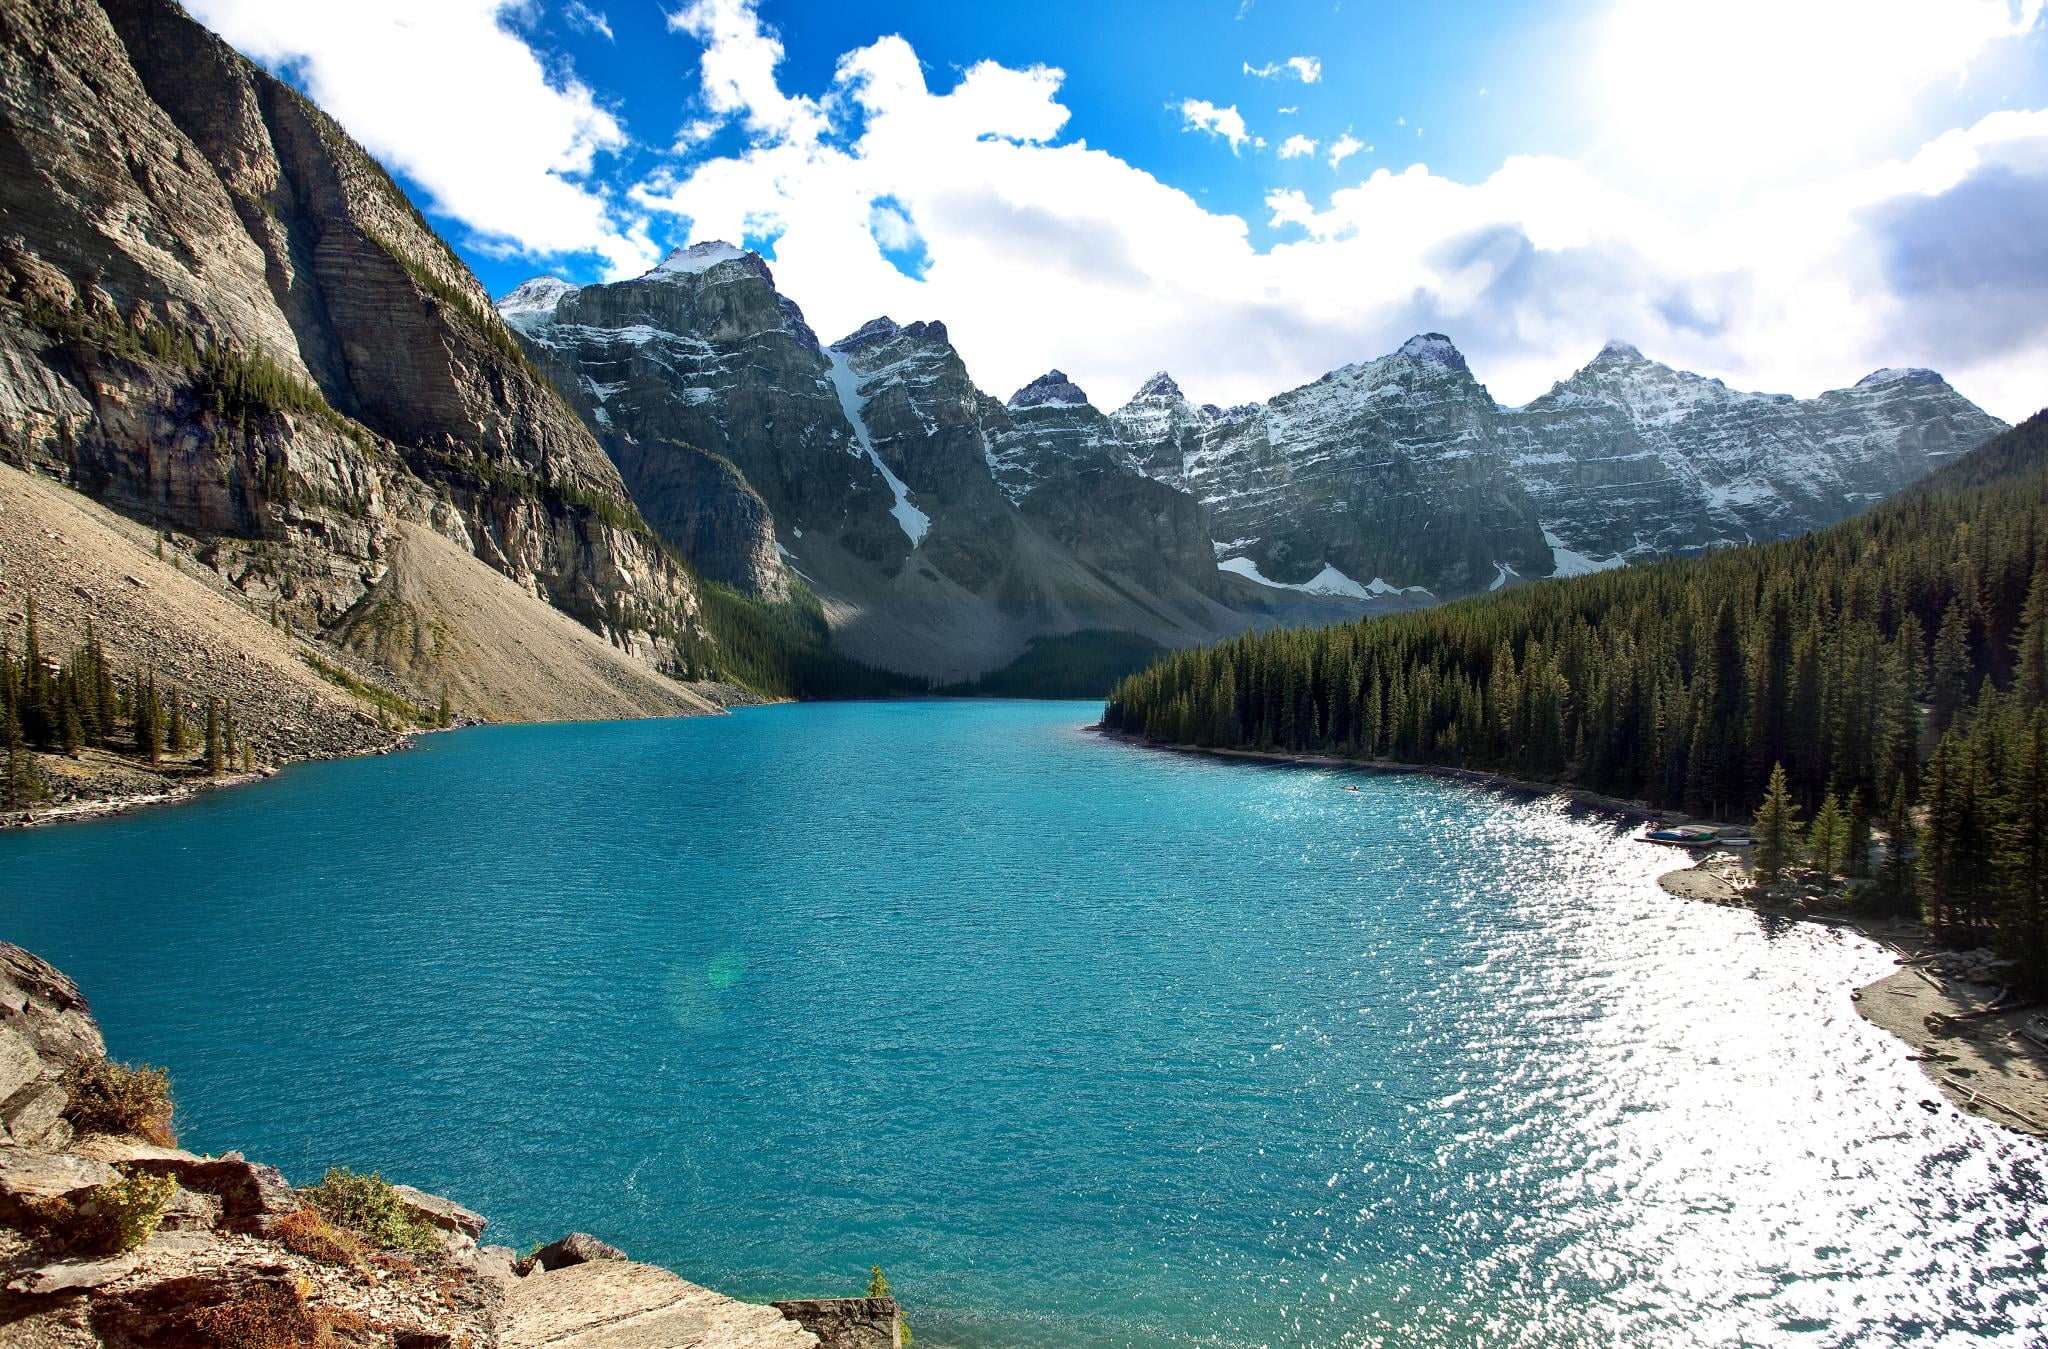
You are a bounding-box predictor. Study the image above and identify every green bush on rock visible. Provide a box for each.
[60,1057,177,1145]
[30,1169,179,1255]
[299,1167,440,1251]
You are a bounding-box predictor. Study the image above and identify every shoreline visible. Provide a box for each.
[1098,724,2048,1140]
[1655,850,2048,1138]
[1,678,777,831]
[0,732,418,831]
[1090,724,1682,825]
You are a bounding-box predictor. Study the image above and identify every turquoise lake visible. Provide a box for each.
[1,699,2043,1347]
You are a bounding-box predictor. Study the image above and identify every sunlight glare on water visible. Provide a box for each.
[0,701,2041,1347]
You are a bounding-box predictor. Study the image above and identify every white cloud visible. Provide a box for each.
[667,0,827,145]
[1245,56,1322,83]
[563,1,611,41]
[187,0,654,278]
[1326,134,1364,170]
[1181,99,1252,154]
[1278,135,1318,159]
[1277,105,1298,115]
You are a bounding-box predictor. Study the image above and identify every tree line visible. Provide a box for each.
[1105,411,2048,989]
[2,595,248,808]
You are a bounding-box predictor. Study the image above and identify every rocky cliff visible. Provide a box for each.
[0,0,718,720]
[1116,334,2007,596]
[0,943,903,1347]
[507,256,1358,682]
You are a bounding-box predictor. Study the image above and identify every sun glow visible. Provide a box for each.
[1593,0,2044,191]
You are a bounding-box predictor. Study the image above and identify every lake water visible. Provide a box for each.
[1,700,2042,1347]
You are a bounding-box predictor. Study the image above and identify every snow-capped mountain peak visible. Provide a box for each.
[1856,367,1945,389]
[831,317,903,352]
[1594,339,1646,363]
[495,276,580,331]
[1132,371,1186,402]
[1393,333,1470,373]
[647,240,747,278]
[1010,370,1091,409]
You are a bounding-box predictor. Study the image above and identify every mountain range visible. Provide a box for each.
[502,248,2005,673]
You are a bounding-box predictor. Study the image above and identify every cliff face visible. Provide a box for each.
[512,243,890,601]
[508,260,1355,682]
[0,0,700,692]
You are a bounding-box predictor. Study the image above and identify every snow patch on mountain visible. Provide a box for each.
[824,348,930,546]
[1542,525,1627,577]
[1219,556,1392,600]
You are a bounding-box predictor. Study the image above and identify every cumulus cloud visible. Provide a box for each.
[1180,99,1252,153]
[187,0,654,277]
[1326,134,1365,170]
[563,1,611,41]
[667,0,827,145]
[1278,135,1318,160]
[1245,56,1321,83]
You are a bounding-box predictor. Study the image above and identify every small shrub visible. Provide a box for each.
[272,1209,368,1268]
[189,1278,323,1349]
[60,1057,177,1145]
[31,1170,179,1255]
[298,1168,439,1252]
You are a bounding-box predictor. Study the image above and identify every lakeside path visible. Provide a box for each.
[1094,725,2048,1140]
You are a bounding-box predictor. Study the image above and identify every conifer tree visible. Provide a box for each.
[2016,572,2048,710]
[204,698,226,776]
[20,593,57,747]
[1881,774,1916,902]
[2,734,45,811]
[1844,787,1871,877]
[134,672,163,763]
[1931,599,1972,733]
[1805,792,1847,878]
[1754,762,1804,884]
[1994,708,2048,990]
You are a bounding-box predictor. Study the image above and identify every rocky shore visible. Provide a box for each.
[0,944,904,1347]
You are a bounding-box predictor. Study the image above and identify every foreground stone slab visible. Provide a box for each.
[393,1183,488,1241]
[0,1147,116,1207]
[6,1251,140,1295]
[502,1260,819,1349]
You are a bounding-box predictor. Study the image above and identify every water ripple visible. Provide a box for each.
[0,702,2041,1348]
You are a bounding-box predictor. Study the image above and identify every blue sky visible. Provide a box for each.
[193,0,2048,419]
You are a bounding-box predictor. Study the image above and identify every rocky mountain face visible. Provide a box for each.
[1500,344,2005,565]
[508,256,1354,681]
[509,231,2006,672]
[1116,335,2007,596]
[0,0,706,710]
